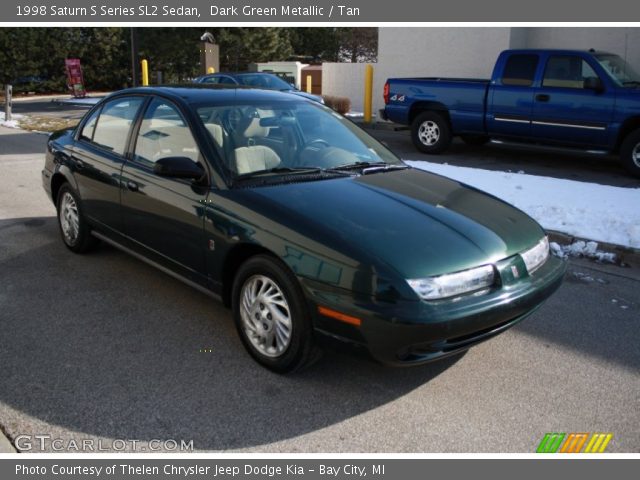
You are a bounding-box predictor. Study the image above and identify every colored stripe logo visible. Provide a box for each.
[537,433,612,453]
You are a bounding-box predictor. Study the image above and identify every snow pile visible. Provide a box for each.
[406,161,640,249]
[550,241,617,263]
[0,111,23,128]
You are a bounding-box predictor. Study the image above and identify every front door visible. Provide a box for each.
[530,54,614,147]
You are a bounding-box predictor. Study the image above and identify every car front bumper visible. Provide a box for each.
[303,254,567,366]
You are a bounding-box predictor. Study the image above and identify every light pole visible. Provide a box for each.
[130,28,139,87]
[4,84,12,122]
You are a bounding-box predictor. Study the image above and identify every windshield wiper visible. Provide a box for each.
[233,166,352,184]
[327,161,387,171]
[325,161,409,174]
[622,81,640,87]
[234,166,322,181]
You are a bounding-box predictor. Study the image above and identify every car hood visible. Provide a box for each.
[236,168,544,279]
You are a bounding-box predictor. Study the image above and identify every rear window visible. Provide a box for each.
[502,54,539,87]
[91,97,144,155]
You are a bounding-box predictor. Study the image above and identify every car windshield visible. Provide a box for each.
[196,101,403,184]
[595,54,640,86]
[235,74,296,91]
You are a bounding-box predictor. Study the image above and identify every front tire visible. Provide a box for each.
[620,128,640,177]
[411,111,452,154]
[232,255,320,373]
[56,184,98,253]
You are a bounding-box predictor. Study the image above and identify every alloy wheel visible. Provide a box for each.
[418,120,440,146]
[632,142,640,168]
[239,274,292,357]
[59,192,79,245]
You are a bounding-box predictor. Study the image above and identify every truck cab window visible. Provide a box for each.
[502,54,539,86]
[543,56,598,89]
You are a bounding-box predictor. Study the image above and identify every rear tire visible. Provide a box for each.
[620,128,640,177]
[411,111,452,154]
[56,184,99,253]
[231,255,321,373]
[460,134,489,147]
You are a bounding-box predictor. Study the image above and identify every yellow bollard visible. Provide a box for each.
[364,64,373,123]
[207,67,215,74]
[306,75,312,94]
[141,59,149,86]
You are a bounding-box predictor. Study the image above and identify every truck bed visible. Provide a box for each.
[384,77,490,132]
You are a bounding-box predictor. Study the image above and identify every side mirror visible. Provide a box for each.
[584,76,604,93]
[154,156,204,180]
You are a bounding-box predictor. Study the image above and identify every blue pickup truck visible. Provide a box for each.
[382,49,640,176]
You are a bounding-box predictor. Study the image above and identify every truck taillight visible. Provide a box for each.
[383,82,389,104]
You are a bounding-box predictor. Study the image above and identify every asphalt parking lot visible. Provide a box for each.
[0,123,639,453]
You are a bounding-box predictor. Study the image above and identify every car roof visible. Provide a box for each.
[107,85,303,104]
[203,72,280,78]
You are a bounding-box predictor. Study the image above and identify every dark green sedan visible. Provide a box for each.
[42,86,566,372]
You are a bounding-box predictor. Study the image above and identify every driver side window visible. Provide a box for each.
[134,99,200,168]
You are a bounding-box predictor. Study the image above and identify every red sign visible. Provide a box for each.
[64,58,86,98]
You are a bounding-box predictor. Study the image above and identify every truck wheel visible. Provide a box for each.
[620,129,640,177]
[460,134,489,147]
[411,111,452,154]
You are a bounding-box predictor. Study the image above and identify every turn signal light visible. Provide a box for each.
[318,306,362,327]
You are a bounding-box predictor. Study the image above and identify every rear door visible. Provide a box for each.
[120,96,210,283]
[530,54,614,147]
[72,96,145,234]
[486,53,540,138]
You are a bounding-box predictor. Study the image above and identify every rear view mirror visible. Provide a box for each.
[584,76,604,92]
[154,156,204,180]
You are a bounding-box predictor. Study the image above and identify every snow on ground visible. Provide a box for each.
[0,112,24,128]
[406,160,640,249]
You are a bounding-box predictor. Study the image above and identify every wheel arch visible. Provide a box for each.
[615,116,640,152]
[409,101,451,125]
[221,243,281,308]
[50,170,76,205]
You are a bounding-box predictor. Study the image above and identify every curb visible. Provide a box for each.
[546,231,640,266]
[0,429,16,453]
[352,119,403,132]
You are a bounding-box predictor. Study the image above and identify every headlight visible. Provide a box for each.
[521,236,549,274]
[407,264,495,301]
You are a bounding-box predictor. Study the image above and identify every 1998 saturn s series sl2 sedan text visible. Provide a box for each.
[42,86,566,372]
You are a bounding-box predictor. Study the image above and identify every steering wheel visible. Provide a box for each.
[296,139,334,167]
[222,108,244,133]
[306,138,330,149]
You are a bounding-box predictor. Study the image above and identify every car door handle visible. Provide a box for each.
[126,181,139,192]
[535,94,550,102]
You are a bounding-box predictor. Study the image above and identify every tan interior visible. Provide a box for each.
[136,118,200,163]
[233,117,281,174]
